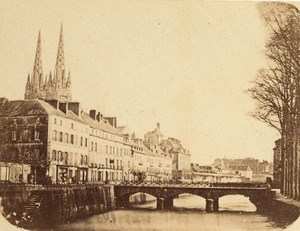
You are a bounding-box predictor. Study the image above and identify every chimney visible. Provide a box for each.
[89,110,97,120]
[157,122,160,130]
[96,112,101,122]
[104,117,117,128]
[46,100,59,109]
[112,117,117,128]
[68,102,81,116]
[59,102,68,114]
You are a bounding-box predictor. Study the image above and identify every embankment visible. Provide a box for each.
[269,195,300,226]
[0,184,115,229]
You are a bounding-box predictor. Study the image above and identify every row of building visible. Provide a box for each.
[0,26,191,185]
[190,158,273,183]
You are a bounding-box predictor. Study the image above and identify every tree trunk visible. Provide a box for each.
[281,133,286,195]
[34,167,37,185]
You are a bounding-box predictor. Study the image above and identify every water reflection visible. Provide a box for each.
[57,195,294,231]
[219,195,256,212]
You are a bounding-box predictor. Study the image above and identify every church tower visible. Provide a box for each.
[25,25,72,102]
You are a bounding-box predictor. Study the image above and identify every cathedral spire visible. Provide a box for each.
[33,30,43,86]
[55,24,65,74]
[26,73,31,89]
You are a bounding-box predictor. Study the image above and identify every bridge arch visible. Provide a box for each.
[172,192,206,200]
[172,193,206,209]
[116,189,160,199]
[129,192,157,203]
[218,194,256,212]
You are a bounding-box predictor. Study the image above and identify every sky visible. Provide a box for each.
[0,0,293,164]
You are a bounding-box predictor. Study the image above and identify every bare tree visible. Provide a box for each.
[249,2,300,198]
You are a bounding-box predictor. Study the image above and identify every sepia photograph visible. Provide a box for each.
[0,0,300,230]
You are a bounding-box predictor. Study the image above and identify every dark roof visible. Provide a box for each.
[229,166,251,171]
[80,112,122,135]
[0,99,83,125]
[0,99,54,117]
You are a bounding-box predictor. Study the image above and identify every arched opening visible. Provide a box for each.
[129,192,157,209]
[173,193,206,210]
[219,195,256,212]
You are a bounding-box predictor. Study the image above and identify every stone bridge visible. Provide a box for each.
[114,183,275,212]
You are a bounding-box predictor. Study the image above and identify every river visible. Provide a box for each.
[57,195,297,231]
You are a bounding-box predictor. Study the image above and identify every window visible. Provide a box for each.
[110,146,112,155]
[80,137,83,146]
[106,145,108,154]
[91,142,94,151]
[70,152,73,165]
[80,155,83,165]
[75,153,78,165]
[95,143,97,152]
[85,138,87,147]
[23,129,29,142]
[34,130,40,141]
[65,133,68,143]
[113,147,115,155]
[106,158,108,167]
[60,120,62,126]
[52,150,57,161]
[12,131,16,141]
[64,152,68,164]
[70,135,74,144]
[84,155,88,165]
[52,130,57,141]
[71,123,74,129]
[59,151,63,161]
[54,118,57,124]
[59,132,63,142]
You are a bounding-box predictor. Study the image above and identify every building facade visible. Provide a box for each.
[145,124,192,181]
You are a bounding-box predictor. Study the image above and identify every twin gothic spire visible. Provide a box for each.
[25,24,72,102]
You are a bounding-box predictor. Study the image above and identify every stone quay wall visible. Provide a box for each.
[0,184,40,215]
[268,195,300,225]
[0,184,115,229]
[39,184,115,227]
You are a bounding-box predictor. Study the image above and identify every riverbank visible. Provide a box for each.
[268,193,300,226]
[0,184,115,230]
